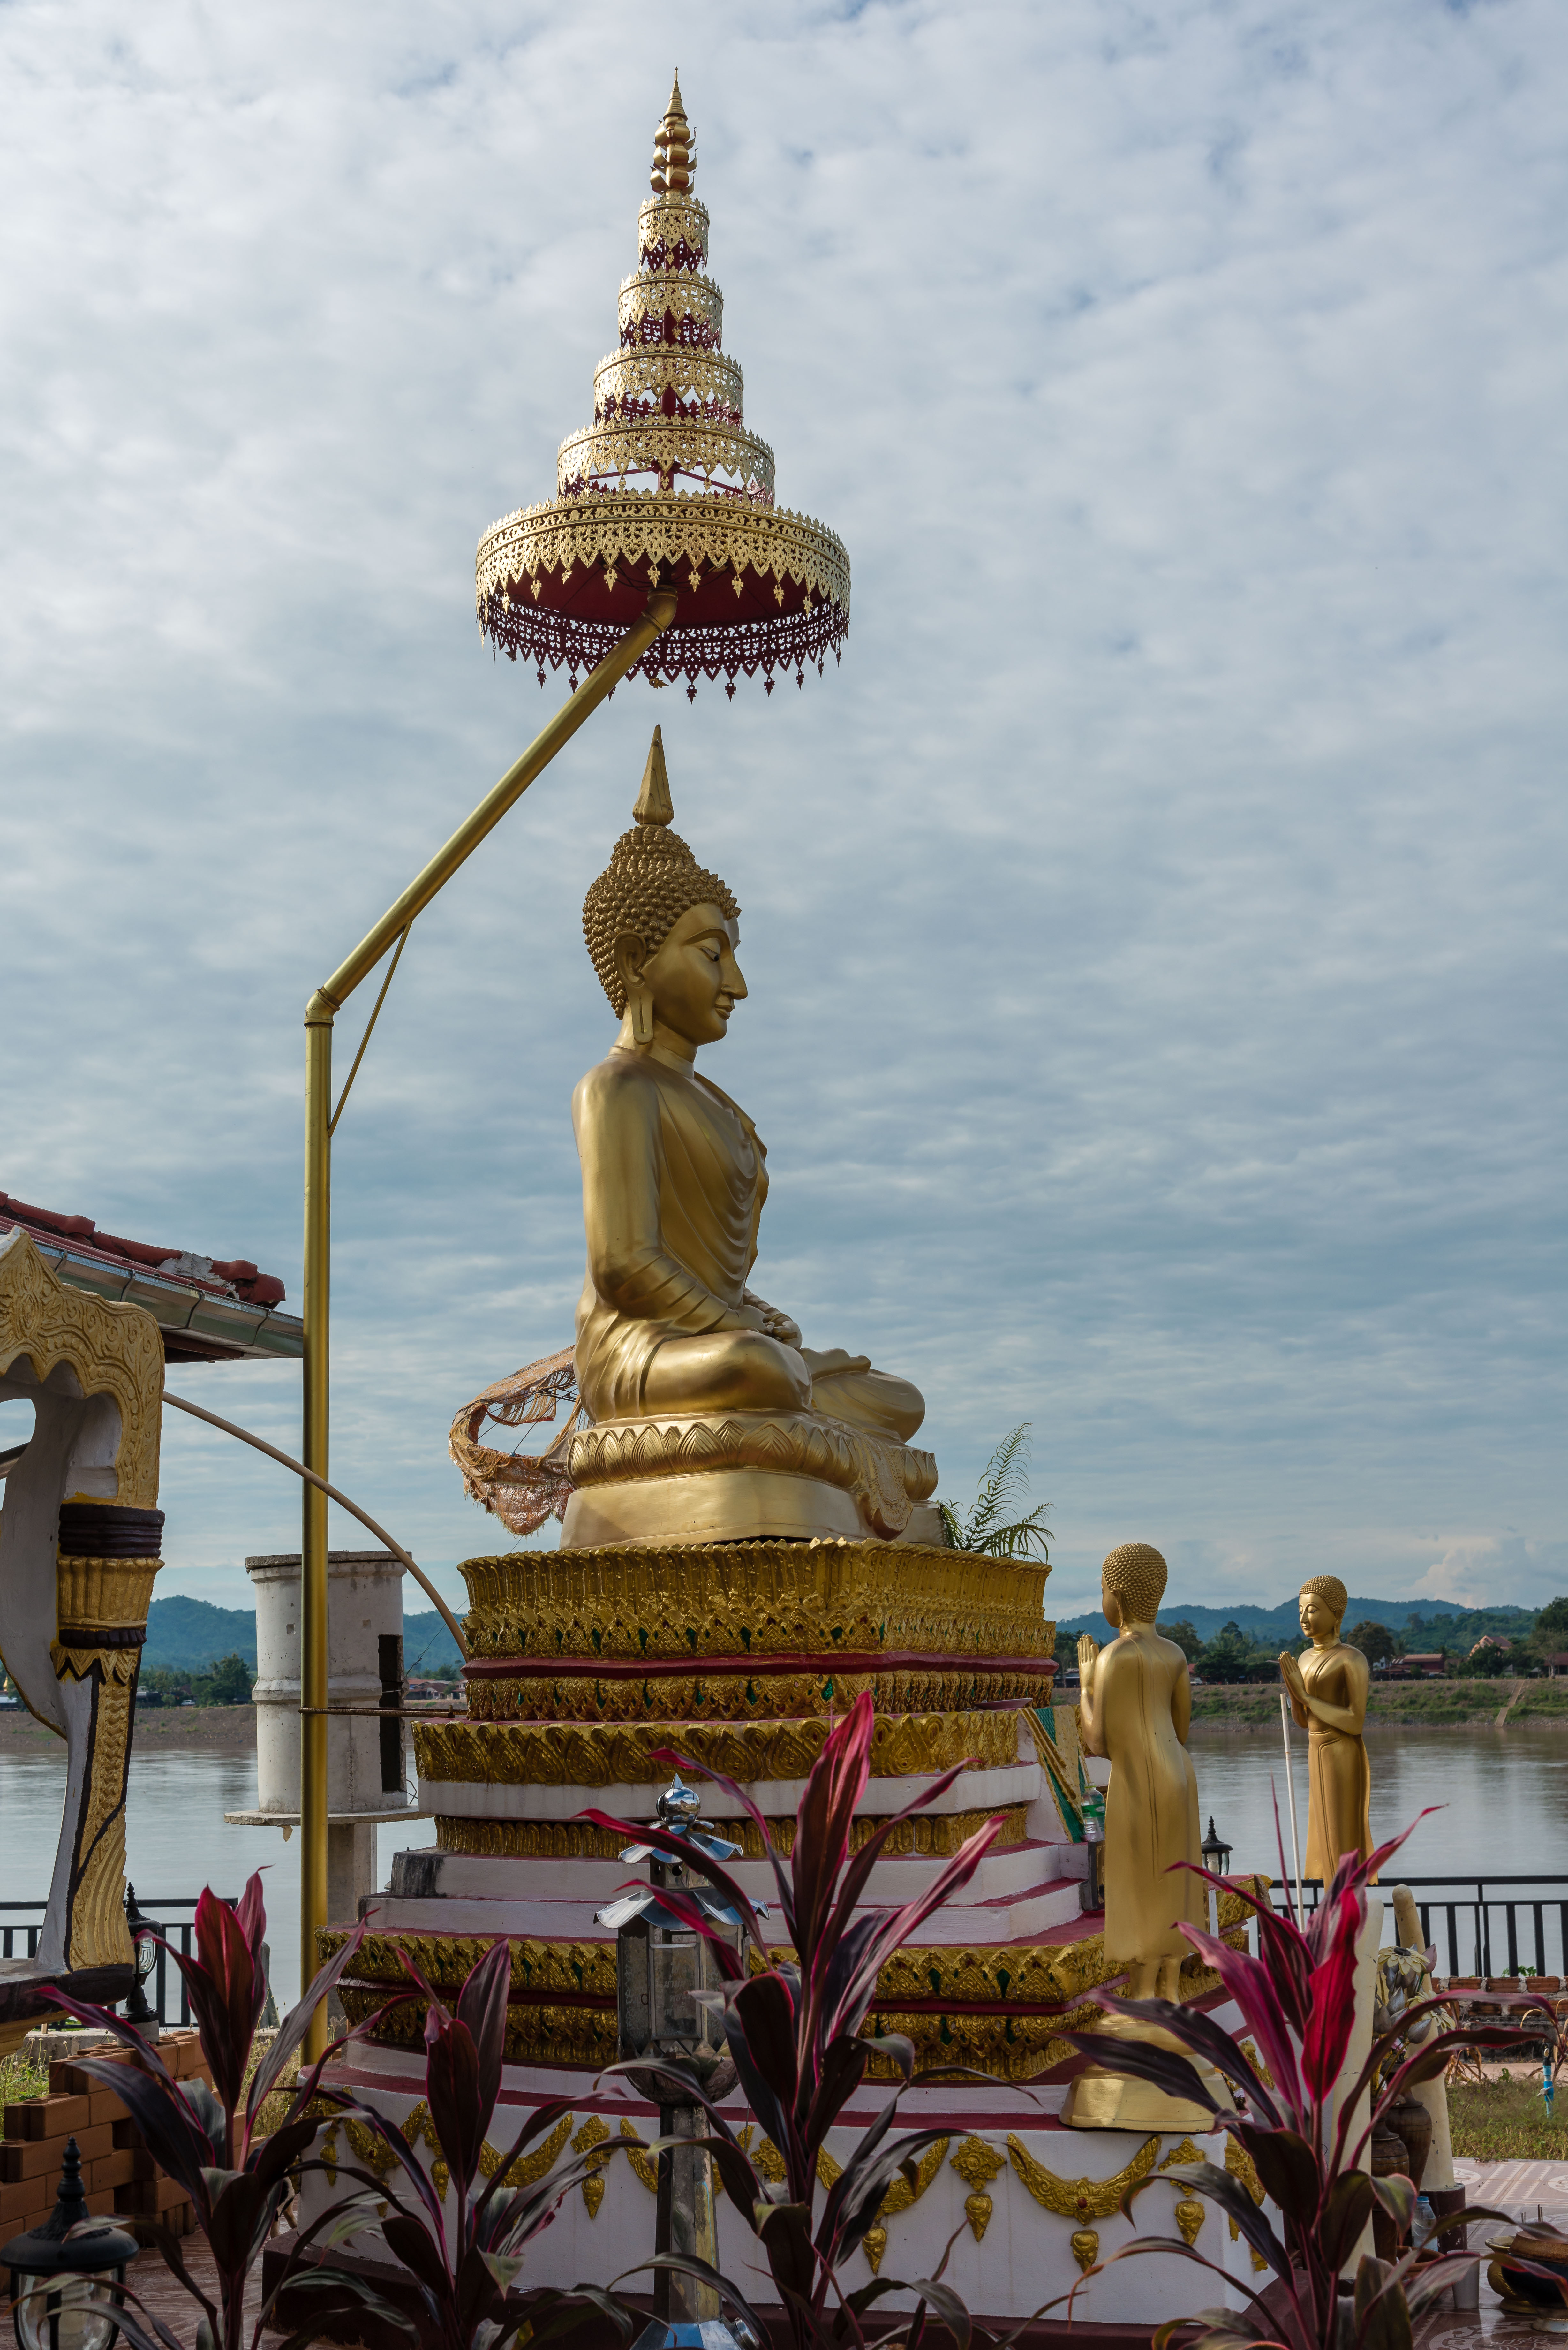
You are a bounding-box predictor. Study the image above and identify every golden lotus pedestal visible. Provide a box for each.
[291,1536,1268,2337]
[558,1409,940,1548]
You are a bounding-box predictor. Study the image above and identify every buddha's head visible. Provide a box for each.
[1101,1541,1167,1632]
[1298,1575,1346,1645]
[583,728,744,1055]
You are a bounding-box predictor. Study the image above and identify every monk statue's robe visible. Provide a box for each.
[1296,1640,1374,1879]
[1282,1575,1375,1881]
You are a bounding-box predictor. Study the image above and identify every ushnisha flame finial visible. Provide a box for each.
[650,72,695,195]
[634,724,675,827]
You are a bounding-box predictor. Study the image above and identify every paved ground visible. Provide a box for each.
[1411,2158,1568,2346]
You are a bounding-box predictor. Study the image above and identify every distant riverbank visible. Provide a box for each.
[0,1703,256,1755]
[1186,1677,1568,1730]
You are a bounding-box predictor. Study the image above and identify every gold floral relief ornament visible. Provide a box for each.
[456,1541,1051,1665]
[432,1801,1027,1861]
[1006,2131,1161,2275]
[950,2136,1006,2243]
[412,1707,1022,1790]
[0,1227,163,1510]
[476,73,849,699]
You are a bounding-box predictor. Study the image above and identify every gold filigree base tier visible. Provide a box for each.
[463,1661,1054,1724]
[430,1802,1030,1859]
[457,1541,1051,1666]
[559,1410,937,1547]
[413,1707,1022,1790]
[328,1932,1249,2085]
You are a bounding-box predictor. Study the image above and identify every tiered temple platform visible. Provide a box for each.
[300,1540,1263,2336]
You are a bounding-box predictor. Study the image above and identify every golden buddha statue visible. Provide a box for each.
[558,731,938,1549]
[1279,1573,1374,1879]
[1064,1540,1213,2131]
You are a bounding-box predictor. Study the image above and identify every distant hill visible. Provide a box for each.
[403,1611,465,1671]
[142,1596,465,1674]
[1052,1596,1538,1648]
[143,1596,256,1671]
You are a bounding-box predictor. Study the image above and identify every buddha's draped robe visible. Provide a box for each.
[573,1043,764,1420]
[571,1042,922,1441]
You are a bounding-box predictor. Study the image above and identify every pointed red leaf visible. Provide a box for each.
[1302,1888,1363,2099]
[790,1692,874,1964]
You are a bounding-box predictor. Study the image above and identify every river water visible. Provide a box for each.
[4,1722,1566,2009]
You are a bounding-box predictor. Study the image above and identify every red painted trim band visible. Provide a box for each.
[463,1650,1058,1683]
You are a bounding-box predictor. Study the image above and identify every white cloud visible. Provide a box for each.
[1,0,1563,1613]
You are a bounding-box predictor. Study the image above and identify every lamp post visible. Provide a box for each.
[121,1884,159,2043]
[1078,1787,1105,1915]
[1201,1816,1232,1940]
[596,1778,759,2348]
[0,2141,138,2350]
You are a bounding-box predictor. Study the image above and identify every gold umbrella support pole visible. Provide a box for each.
[298,590,675,2056]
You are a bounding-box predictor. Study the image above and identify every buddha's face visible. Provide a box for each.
[621,900,747,1051]
[1299,1590,1340,1644]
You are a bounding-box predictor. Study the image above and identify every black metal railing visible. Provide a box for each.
[0,1897,234,2027]
[1270,1875,1568,1980]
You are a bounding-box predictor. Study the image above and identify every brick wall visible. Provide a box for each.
[1,2031,212,2245]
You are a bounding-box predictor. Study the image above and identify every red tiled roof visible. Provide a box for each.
[0,1192,285,1307]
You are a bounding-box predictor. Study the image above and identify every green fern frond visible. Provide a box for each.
[940,1426,1051,1558]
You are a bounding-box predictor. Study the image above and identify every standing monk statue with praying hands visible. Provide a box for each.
[1279,1573,1374,1878]
[1064,1541,1213,2129]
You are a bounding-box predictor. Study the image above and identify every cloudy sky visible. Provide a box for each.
[1,0,1563,1621]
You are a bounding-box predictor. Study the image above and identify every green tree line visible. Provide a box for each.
[1158,1598,1568,1685]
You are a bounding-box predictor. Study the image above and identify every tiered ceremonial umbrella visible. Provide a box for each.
[476,73,849,698]
[282,77,850,2058]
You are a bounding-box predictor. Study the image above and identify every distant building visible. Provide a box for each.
[1546,1655,1568,1680]
[1386,1653,1447,1680]
[1469,1634,1512,1658]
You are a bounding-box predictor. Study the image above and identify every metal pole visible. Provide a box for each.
[298,591,676,2056]
[161,1386,469,1658]
[1279,1692,1306,1928]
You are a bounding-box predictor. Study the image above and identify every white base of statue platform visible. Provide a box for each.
[298,2043,1263,2337]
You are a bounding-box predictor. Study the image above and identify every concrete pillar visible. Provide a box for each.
[243,1550,406,1941]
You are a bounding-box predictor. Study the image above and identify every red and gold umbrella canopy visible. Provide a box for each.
[476,76,849,700]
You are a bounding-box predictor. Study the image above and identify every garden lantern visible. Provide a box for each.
[596,1777,751,2061]
[1201,1816,1232,1938]
[1078,1788,1105,1915]
[121,1884,159,2042]
[0,2140,137,2350]
[597,1777,762,2346]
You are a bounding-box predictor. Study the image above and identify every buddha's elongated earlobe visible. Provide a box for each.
[629,979,654,1045]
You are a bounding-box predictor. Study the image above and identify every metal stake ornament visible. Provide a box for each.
[294,74,851,2056]
[596,1778,762,2350]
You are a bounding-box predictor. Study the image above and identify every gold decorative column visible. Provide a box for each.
[0,1227,165,2041]
[51,1517,164,1970]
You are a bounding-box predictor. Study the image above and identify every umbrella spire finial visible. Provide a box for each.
[651,71,695,194]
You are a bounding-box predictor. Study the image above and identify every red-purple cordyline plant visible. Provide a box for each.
[1062,1818,1536,2350]
[582,1688,1031,2350]
[316,1938,636,2350]
[44,1874,403,2350]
